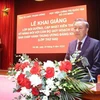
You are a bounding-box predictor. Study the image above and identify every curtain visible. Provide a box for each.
[0,0,14,69]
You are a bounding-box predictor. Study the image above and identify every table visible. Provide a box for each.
[82,83,100,100]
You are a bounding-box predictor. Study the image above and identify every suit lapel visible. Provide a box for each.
[80,36,90,56]
[71,40,77,54]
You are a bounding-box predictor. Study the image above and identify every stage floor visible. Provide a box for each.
[0,75,20,100]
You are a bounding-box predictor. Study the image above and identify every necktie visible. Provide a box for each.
[77,42,82,50]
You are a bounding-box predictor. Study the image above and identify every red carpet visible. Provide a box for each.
[0,75,20,100]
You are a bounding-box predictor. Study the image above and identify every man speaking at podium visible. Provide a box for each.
[65,18,100,82]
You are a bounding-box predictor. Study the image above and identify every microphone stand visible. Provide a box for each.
[81,57,95,83]
[85,66,95,83]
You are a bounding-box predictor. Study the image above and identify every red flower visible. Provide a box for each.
[17,73,31,89]
[15,63,21,71]
[59,60,72,72]
[17,73,25,85]
[32,87,39,96]
[22,78,31,89]
[16,88,21,92]
[21,62,29,70]
[54,90,61,96]
[45,67,54,78]
[15,62,29,71]
[30,61,41,75]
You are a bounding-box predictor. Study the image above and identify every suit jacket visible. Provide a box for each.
[65,36,100,82]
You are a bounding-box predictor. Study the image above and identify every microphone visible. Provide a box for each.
[81,57,95,83]
[81,57,90,67]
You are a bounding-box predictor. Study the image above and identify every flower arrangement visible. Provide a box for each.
[8,51,93,100]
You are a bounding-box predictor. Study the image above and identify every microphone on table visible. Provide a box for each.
[81,57,95,83]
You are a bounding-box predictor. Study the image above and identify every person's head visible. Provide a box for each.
[73,18,89,41]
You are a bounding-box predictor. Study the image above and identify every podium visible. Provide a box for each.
[82,83,100,100]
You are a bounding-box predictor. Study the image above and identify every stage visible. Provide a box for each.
[0,75,20,100]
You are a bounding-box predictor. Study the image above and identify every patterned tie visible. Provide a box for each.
[77,42,82,50]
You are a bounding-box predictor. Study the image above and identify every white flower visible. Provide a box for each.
[69,50,81,65]
[55,81,60,86]
[70,56,76,64]
[58,85,63,89]
[42,96,48,100]
[40,88,50,96]
[54,67,61,78]
[29,74,42,86]
[46,78,54,86]
[23,66,31,74]
[19,55,30,63]
[46,79,56,91]
[46,78,54,85]
[43,60,55,70]
[20,87,31,96]
[20,97,26,100]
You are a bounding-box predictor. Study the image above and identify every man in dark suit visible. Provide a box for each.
[65,18,100,82]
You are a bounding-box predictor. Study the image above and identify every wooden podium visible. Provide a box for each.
[82,83,100,100]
